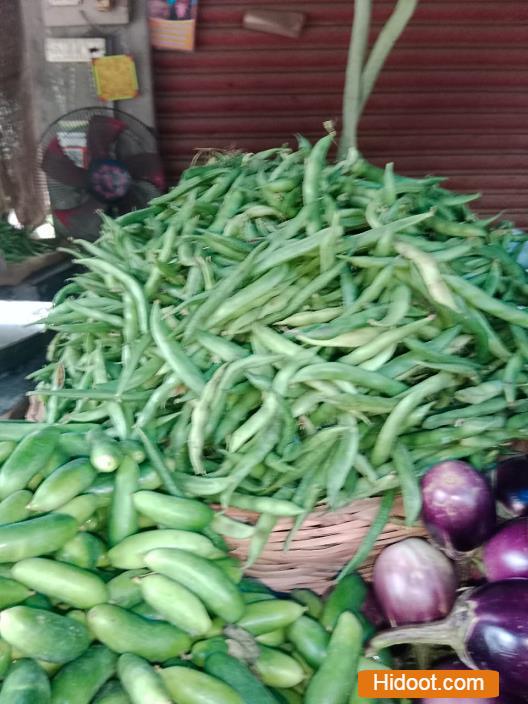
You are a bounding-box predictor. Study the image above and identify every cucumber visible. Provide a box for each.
[108,530,222,569]
[205,652,280,704]
[0,490,32,526]
[50,645,116,704]
[0,640,11,681]
[0,514,77,563]
[86,475,114,496]
[57,433,90,458]
[0,427,60,499]
[120,440,146,464]
[137,464,162,491]
[139,573,212,636]
[93,681,131,704]
[108,457,139,546]
[350,657,393,704]
[117,653,172,704]
[27,473,44,491]
[12,558,108,609]
[214,557,243,585]
[236,601,305,636]
[190,638,228,668]
[80,507,108,533]
[286,615,329,669]
[137,514,156,528]
[160,666,244,704]
[320,573,368,631]
[66,610,90,630]
[0,441,15,464]
[256,629,285,647]
[107,570,145,609]
[290,589,323,620]
[39,449,70,479]
[0,577,32,609]
[55,531,108,570]
[55,494,107,524]
[243,593,277,605]
[304,612,363,704]
[89,432,123,473]
[87,604,191,662]
[0,422,97,443]
[0,607,90,663]
[132,491,213,531]
[0,659,50,704]
[271,689,302,704]
[145,548,245,623]
[130,601,163,620]
[253,647,305,689]
[29,460,96,513]
[23,594,53,611]
[35,662,61,677]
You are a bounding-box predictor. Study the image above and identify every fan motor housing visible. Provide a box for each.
[88,158,132,202]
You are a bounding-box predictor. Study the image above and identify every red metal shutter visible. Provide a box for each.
[153,0,528,226]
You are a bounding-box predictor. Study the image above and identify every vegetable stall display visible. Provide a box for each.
[0,421,390,704]
[27,0,528,570]
[30,134,528,568]
[3,0,528,698]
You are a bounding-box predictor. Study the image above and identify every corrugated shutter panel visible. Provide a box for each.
[153,0,528,226]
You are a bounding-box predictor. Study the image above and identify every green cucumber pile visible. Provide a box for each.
[31,135,528,563]
[0,420,391,704]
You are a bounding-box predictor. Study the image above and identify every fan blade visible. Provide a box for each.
[53,195,106,238]
[41,137,88,187]
[87,115,127,161]
[119,153,166,191]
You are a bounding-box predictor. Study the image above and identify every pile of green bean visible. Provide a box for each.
[32,134,528,554]
[0,420,390,704]
[0,219,52,263]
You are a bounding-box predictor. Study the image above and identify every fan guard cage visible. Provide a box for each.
[39,107,165,240]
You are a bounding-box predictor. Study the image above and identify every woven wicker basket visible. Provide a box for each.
[223,496,427,594]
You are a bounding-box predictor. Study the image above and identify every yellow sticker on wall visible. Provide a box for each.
[92,54,139,102]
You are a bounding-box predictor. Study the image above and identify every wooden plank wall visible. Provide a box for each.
[152,0,528,226]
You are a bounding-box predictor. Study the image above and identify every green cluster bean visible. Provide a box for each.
[23,131,528,567]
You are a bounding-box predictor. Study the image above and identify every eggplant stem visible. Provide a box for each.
[367,617,456,655]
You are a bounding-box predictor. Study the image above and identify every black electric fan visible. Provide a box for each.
[40,107,166,239]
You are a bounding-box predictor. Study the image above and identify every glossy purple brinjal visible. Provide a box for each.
[483,518,528,581]
[417,658,525,704]
[495,455,528,517]
[369,579,528,698]
[421,461,496,558]
[372,538,457,626]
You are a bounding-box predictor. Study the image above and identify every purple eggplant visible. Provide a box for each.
[421,461,496,558]
[495,455,528,517]
[369,579,528,698]
[417,658,525,704]
[483,518,528,581]
[372,538,458,626]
